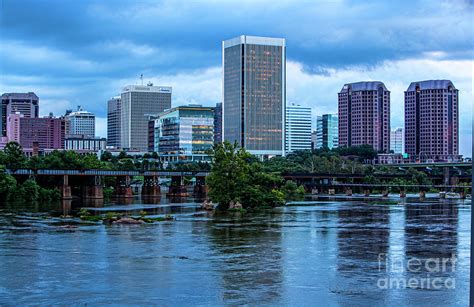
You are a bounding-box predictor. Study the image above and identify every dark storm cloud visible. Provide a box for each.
[2,0,472,75]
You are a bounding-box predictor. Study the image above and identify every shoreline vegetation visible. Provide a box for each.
[0,141,471,209]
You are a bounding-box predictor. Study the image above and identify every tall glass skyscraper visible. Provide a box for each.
[153,105,214,163]
[120,84,171,151]
[316,114,339,149]
[285,104,312,153]
[222,35,286,157]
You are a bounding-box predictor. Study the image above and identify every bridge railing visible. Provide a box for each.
[5,169,210,177]
[317,183,471,190]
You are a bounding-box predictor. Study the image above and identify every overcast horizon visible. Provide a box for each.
[1,0,472,156]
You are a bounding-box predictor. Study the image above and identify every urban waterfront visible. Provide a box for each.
[0,195,470,305]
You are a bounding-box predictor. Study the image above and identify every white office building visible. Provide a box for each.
[285,104,312,153]
[65,135,107,153]
[120,84,172,151]
[390,127,403,154]
[65,106,95,137]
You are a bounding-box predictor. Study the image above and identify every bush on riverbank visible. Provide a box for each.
[280,180,305,201]
[0,169,60,202]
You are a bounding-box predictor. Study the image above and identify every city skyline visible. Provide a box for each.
[0,0,472,156]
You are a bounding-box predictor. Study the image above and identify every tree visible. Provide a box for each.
[18,179,40,201]
[207,141,285,210]
[281,180,305,201]
[100,151,113,162]
[207,142,250,210]
[0,167,17,201]
[3,141,26,169]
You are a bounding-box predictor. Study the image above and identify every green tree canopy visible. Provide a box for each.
[3,142,26,169]
[207,141,284,210]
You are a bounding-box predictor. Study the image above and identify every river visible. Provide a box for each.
[0,195,470,305]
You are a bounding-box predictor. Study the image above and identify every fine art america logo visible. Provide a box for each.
[377,253,457,290]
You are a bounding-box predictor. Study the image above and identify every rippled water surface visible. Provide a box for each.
[0,196,471,305]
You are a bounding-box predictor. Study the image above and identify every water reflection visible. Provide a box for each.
[205,213,283,304]
[337,204,390,273]
[0,198,470,305]
[403,201,459,300]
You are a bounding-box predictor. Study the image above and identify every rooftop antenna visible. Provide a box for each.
[140,74,144,86]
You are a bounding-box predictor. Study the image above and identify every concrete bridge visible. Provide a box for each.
[283,169,471,186]
[6,169,210,200]
[308,182,472,199]
[6,164,471,200]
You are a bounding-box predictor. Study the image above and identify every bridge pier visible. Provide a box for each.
[82,176,103,199]
[328,188,335,195]
[363,189,370,197]
[193,176,208,196]
[443,167,450,186]
[311,188,319,195]
[114,175,133,198]
[382,189,389,197]
[419,190,426,200]
[168,176,188,197]
[345,188,352,196]
[141,175,161,197]
[59,175,72,200]
[400,190,406,198]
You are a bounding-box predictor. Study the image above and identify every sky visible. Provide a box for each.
[0,0,472,156]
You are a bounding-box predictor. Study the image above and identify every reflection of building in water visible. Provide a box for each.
[404,202,458,265]
[336,205,390,273]
[402,202,459,301]
[206,221,283,304]
[405,202,458,258]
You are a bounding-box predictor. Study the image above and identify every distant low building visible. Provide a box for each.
[376,153,407,164]
[153,105,214,163]
[65,135,107,153]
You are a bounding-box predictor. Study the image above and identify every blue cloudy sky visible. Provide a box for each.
[1,0,472,155]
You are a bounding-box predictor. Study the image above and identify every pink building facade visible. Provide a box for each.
[18,116,65,150]
[338,81,390,153]
[404,80,459,162]
[6,112,23,143]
